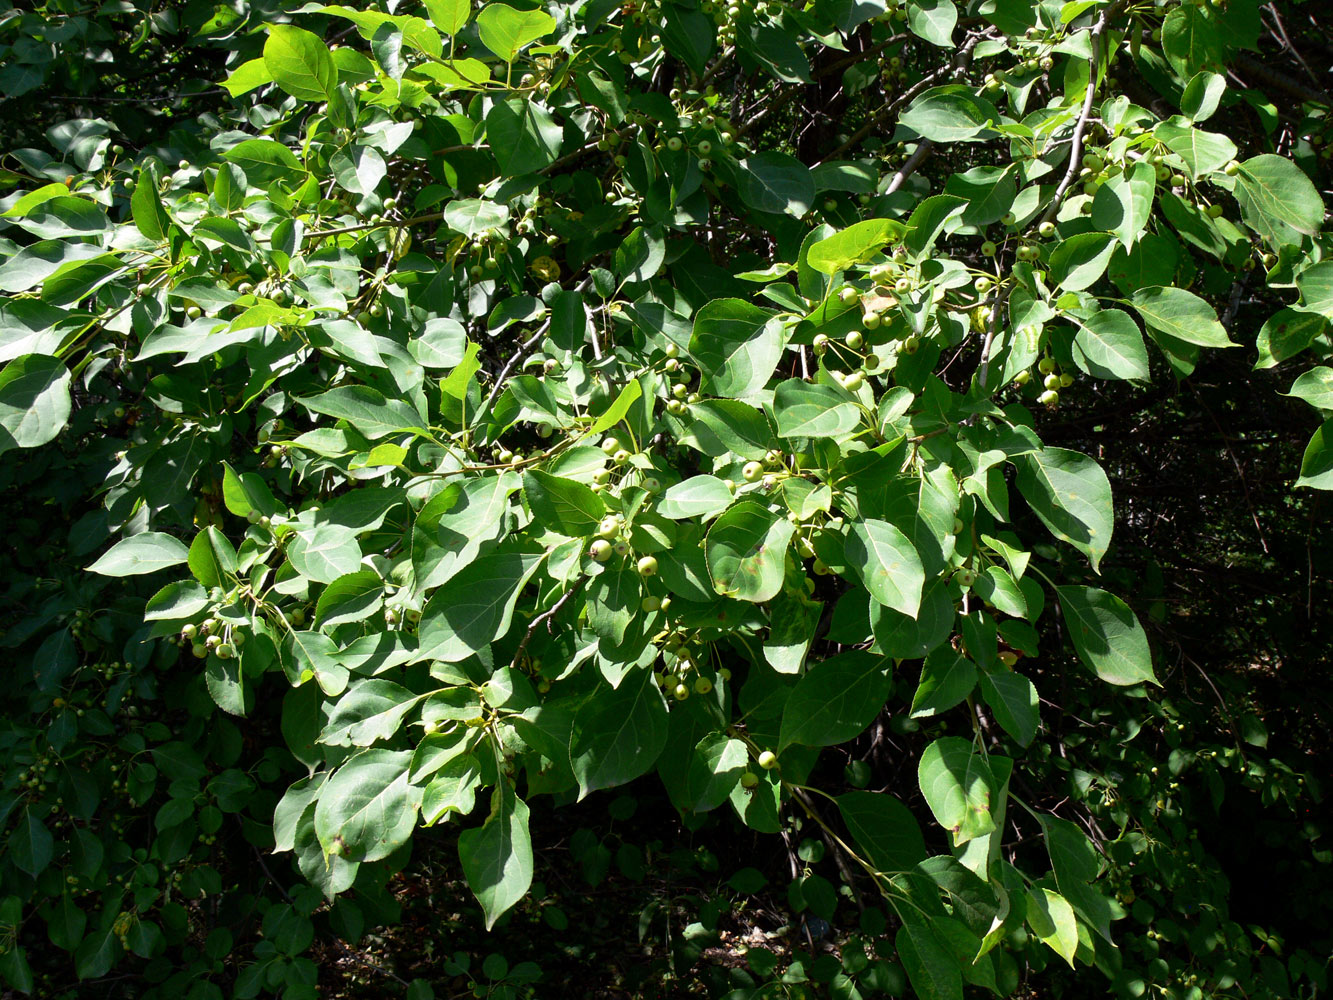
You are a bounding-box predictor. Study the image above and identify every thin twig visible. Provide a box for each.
[471,276,592,430]
[1038,4,1120,226]
[511,580,584,668]
[1265,3,1326,94]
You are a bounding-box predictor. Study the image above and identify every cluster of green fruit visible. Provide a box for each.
[1012,355,1074,407]
[587,509,660,574]
[180,616,244,660]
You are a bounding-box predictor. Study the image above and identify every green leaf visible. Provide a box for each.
[442,198,510,238]
[1041,814,1115,943]
[285,630,349,696]
[1071,309,1149,381]
[74,915,118,980]
[188,526,236,589]
[1160,4,1223,77]
[908,0,958,47]
[10,807,53,877]
[330,145,387,195]
[805,219,909,274]
[657,476,734,520]
[1297,261,1333,319]
[689,299,784,400]
[476,3,555,60]
[662,5,716,76]
[900,89,1002,143]
[1015,448,1114,572]
[412,474,520,591]
[739,152,815,218]
[705,501,794,602]
[459,784,533,930]
[131,171,170,242]
[409,317,468,369]
[315,570,386,628]
[1153,120,1236,179]
[221,57,274,97]
[917,737,997,847]
[779,651,891,749]
[946,165,1016,227]
[1026,888,1078,967]
[287,523,362,585]
[1255,308,1326,369]
[1286,367,1333,412]
[569,670,669,799]
[424,0,471,34]
[1092,159,1155,247]
[7,194,109,238]
[773,379,861,438]
[845,519,925,617]
[314,748,421,863]
[742,24,812,83]
[910,648,977,718]
[681,399,777,458]
[298,385,427,439]
[223,138,305,186]
[46,895,86,953]
[264,24,338,102]
[88,532,190,577]
[837,791,928,875]
[1296,419,1333,490]
[418,549,545,662]
[0,240,107,294]
[589,379,643,434]
[1,183,72,219]
[978,671,1039,745]
[144,581,210,622]
[0,299,65,362]
[212,162,247,213]
[1050,232,1116,292]
[486,98,563,175]
[1235,153,1324,246]
[614,225,665,284]
[523,470,605,537]
[320,679,425,747]
[422,756,484,827]
[1181,70,1226,121]
[0,354,71,454]
[1056,586,1158,686]
[896,920,964,1000]
[683,734,748,813]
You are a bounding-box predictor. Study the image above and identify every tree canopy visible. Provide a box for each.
[0,0,1329,998]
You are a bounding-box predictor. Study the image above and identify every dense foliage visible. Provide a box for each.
[0,0,1329,998]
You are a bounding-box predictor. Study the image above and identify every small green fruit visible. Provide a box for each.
[758,750,778,770]
[590,539,614,562]
[742,461,763,482]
